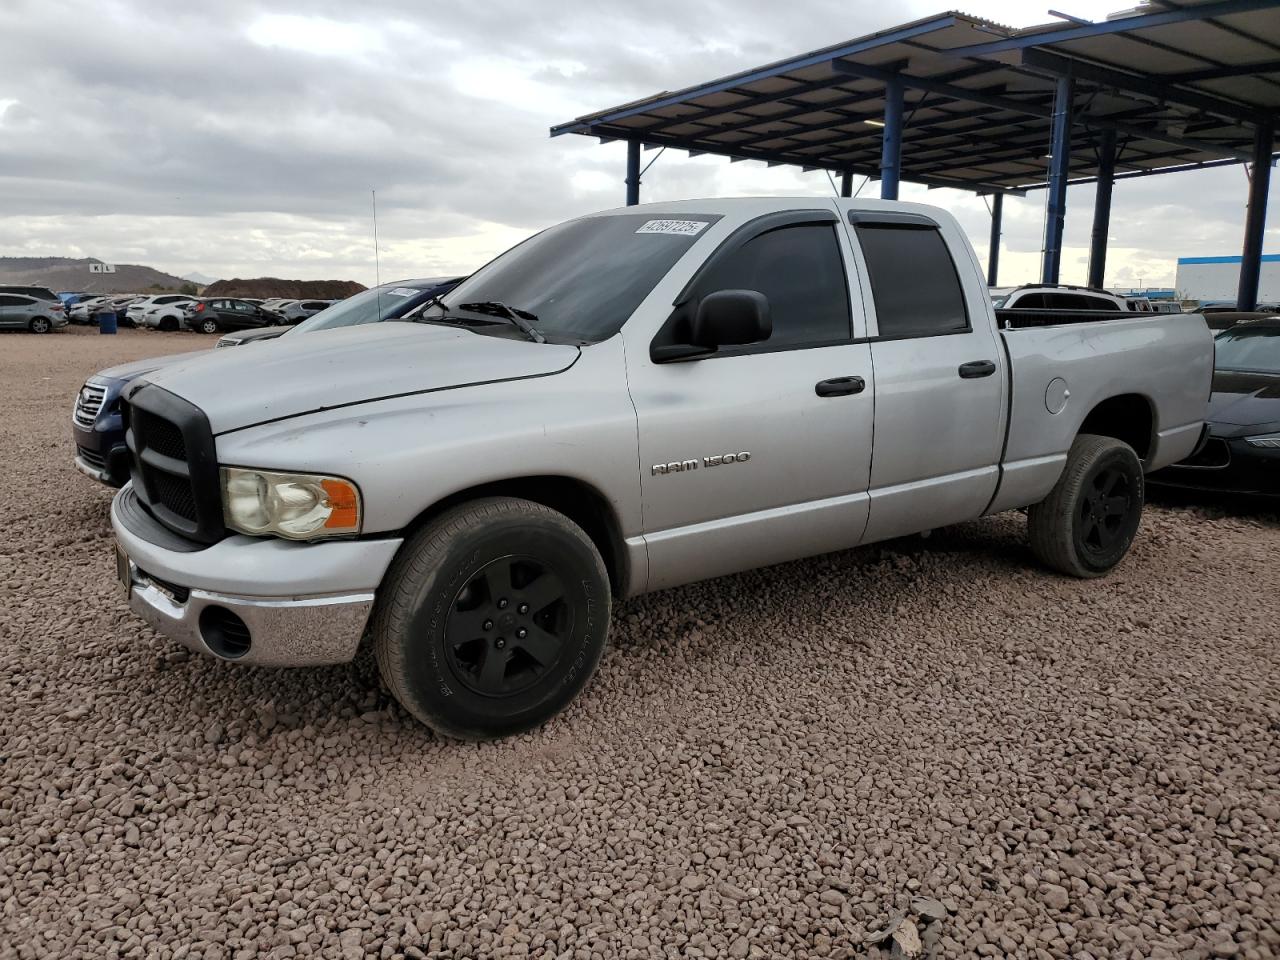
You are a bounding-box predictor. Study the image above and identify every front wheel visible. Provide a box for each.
[1028,434,1144,578]
[372,497,611,739]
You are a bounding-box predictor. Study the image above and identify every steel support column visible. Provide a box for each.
[1238,122,1274,312]
[1088,129,1116,290]
[625,140,641,206]
[987,193,1003,287]
[1042,75,1074,285]
[840,170,853,197]
[880,77,904,200]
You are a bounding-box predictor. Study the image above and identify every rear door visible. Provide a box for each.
[629,208,876,590]
[845,211,1006,543]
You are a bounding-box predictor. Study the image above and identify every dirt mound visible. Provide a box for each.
[203,277,367,299]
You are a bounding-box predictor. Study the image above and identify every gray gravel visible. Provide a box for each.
[3,328,1280,959]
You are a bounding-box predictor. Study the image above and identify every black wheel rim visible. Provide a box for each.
[444,554,571,697]
[1078,463,1132,557]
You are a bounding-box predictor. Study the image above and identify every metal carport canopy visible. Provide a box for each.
[550,0,1280,306]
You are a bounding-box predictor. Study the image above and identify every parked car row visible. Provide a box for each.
[0,287,68,333]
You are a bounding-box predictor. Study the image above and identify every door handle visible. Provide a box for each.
[958,360,996,379]
[815,376,866,397]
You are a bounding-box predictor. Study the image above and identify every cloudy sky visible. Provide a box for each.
[0,0,1274,290]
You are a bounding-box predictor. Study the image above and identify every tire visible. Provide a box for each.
[372,497,611,739]
[198,318,219,335]
[29,316,51,334]
[160,318,177,332]
[1028,434,1144,578]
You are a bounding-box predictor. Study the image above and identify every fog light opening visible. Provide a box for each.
[199,606,252,660]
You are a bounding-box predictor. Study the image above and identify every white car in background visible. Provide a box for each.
[126,294,194,327]
[140,298,195,331]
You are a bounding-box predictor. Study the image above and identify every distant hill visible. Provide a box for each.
[0,257,189,294]
[182,271,220,286]
[203,278,367,299]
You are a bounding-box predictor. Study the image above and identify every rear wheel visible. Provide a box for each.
[29,316,51,334]
[372,497,611,739]
[198,317,219,335]
[1028,434,1144,578]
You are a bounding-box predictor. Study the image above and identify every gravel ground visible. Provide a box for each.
[2,326,1279,960]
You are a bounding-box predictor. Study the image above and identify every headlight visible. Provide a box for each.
[220,467,361,540]
[1245,433,1280,449]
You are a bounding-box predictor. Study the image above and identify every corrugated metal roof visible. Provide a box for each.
[551,0,1280,194]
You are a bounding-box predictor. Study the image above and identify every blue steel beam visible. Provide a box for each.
[1019,48,1259,125]
[988,192,1003,286]
[550,14,962,136]
[941,0,1280,58]
[1088,129,1117,289]
[1238,122,1275,312]
[1042,76,1075,285]
[625,141,641,206]
[829,59,1252,161]
[880,77,904,200]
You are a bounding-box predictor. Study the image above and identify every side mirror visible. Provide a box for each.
[690,289,771,348]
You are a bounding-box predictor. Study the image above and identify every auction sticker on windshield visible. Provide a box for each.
[636,220,710,236]
[388,288,419,297]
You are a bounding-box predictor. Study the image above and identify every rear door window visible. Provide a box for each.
[854,224,968,337]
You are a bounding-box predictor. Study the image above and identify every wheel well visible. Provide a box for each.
[1078,393,1154,460]
[400,477,629,597]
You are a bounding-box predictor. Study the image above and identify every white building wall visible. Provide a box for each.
[1175,256,1280,302]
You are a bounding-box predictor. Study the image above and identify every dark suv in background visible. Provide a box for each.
[184,298,273,334]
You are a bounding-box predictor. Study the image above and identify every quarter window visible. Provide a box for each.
[694,223,852,350]
[854,224,968,337]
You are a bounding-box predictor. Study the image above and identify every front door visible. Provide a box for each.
[627,211,875,591]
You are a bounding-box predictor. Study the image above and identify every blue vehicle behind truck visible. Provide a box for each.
[72,276,463,486]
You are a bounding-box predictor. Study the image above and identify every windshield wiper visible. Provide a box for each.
[458,301,546,343]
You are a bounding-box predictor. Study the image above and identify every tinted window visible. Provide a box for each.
[439,213,722,344]
[1213,326,1280,374]
[0,295,29,307]
[1047,293,1087,309]
[855,225,967,337]
[693,223,851,349]
[1012,292,1048,309]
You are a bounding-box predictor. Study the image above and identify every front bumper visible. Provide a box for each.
[1149,434,1280,496]
[111,488,404,666]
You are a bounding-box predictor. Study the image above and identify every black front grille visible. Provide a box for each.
[123,383,225,545]
[151,471,198,522]
[146,418,187,462]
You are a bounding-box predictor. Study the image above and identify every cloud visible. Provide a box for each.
[0,0,1273,287]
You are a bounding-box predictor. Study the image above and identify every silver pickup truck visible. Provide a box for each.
[111,198,1212,739]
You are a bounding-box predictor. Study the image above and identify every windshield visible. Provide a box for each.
[292,284,428,333]
[435,213,721,344]
[1215,325,1280,374]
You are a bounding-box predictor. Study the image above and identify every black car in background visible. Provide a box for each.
[73,276,465,486]
[1198,310,1280,332]
[1152,318,1280,495]
[184,297,274,334]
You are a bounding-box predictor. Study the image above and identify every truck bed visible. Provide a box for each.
[995,308,1187,329]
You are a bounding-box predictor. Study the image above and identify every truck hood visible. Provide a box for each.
[94,349,212,384]
[137,322,580,434]
[1206,369,1280,426]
